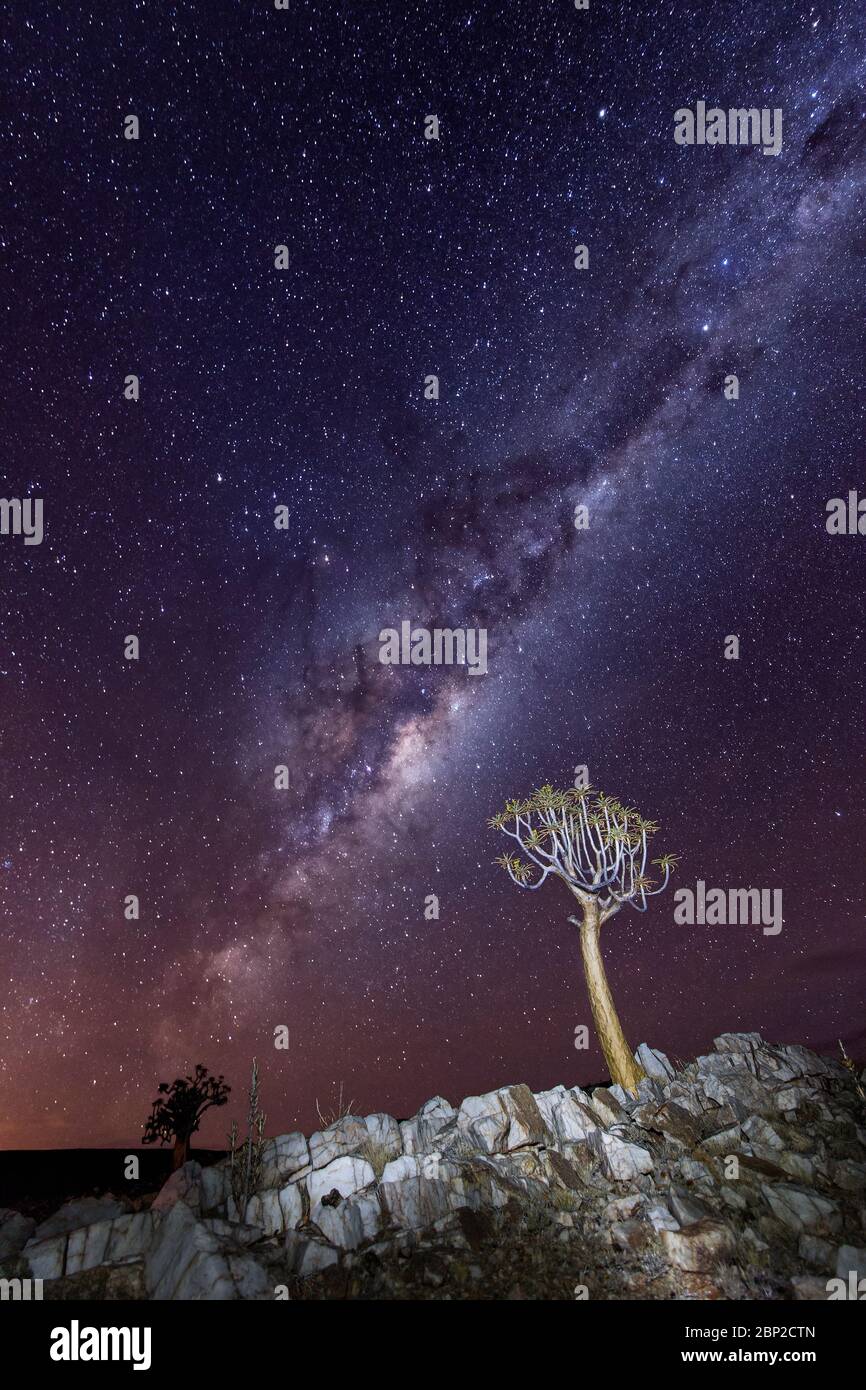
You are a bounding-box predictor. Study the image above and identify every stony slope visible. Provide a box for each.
[4,1033,865,1300]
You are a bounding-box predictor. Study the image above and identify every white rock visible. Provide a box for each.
[608,1083,636,1108]
[379,1155,471,1229]
[315,1193,381,1250]
[721,1184,748,1213]
[307,1155,376,1212]
[590,1130,654,1182]
[399,1118,421,1155]
[363,1113,402,1161]
[23,1234,67,1280]
[400,1097,456,1155]
[635,1076,666,1105]
[635,1042,676,1081]
[677,1157,712,1182]
[146,1202,270,1300]
[64,1212,154,1275]
[244,1188,285,1236]
[309,1116,368,1169]
[495,1083,550,1150]
[279,1181,304,1231]
[456,1091,509,1153]
[533,1085,563,1133]
[382,1154,418,1185]
[665,1082,708,1117]
[776,1152,815,1184]
[534,1085,598,1145]
[777,1044,843,1080]
[589,1088,628,1127]
[258,1131,310,1188]
[830,1160,866,1192]
[742,1116,785,1150]
[774,1083,811,1112]
[416,1096,457,1149]
[761,1183,840,1236]
[602,1193,642,1222]
[713,1031,763,1054]
[669,1190,712,1226]
[200,1162,231,1213]
[645,1201,679,1232]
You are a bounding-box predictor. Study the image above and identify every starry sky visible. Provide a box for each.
[2,0,865,1151]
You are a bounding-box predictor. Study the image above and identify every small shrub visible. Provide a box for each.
[314,1082,356,1130]
[358,1138,392,1181]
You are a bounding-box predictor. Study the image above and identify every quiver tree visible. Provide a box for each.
[142,1064,231,1170]
[490,784,679,1094]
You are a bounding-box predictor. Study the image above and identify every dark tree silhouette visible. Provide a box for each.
[142,1065,231,1170]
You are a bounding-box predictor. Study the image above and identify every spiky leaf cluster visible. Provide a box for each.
[489,784,680,916]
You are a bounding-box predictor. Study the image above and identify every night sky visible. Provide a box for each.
[2,0,865,1152]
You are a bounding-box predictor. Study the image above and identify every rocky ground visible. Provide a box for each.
[3,1033,865,1300]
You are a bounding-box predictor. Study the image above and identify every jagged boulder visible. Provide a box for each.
[761,1183,841,1236]
[378,1152,505,1230]
[146,1202,270,1300]
[589,1129,655,1182]
[25,1210,155,1281]
[635,1043,676,1081]
[258,1131,310,1187]
[200,1161,232,1214]
[315,1192,381,1250]
[243,1181,303,1236]
[307,1155,376,1214]
[498,1084,551,1150]
[589,1087,629,1128]
[363,1113,402,1163]
[455,1091,509,1153]
[534,1085,598,1145]
[309,1116,368,1169]
[400,1096,456,1155]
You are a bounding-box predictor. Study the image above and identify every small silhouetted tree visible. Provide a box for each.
[142,1065,231,1170]
[490,784,679,1094]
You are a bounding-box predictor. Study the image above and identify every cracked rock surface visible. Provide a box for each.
[3,1034,864,1300]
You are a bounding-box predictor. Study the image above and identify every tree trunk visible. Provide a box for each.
[172,1134,189,1171]
[576,900,645,1095]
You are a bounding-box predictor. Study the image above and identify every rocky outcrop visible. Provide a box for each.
[7,1034,866,1300]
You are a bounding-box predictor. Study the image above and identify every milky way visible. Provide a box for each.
[2,0,865,1149]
